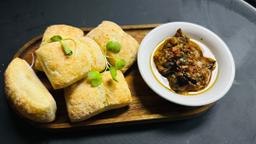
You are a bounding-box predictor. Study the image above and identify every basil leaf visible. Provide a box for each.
[50,35,62,42]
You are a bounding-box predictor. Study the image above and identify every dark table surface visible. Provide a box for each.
[1,0,256,144]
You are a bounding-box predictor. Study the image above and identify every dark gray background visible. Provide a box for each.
[1,0,256,144]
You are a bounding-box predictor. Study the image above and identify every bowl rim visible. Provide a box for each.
[137,21,235,106]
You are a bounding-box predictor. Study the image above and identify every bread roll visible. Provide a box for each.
[35,24,84,71]
[102,71,132,109]
[78,37,106,72]
[4,58,56,123]
[64,80,106,122]
[41,24,84,45]
[87,21,139,72]
[35,37,106,89]
[64,70,132,122]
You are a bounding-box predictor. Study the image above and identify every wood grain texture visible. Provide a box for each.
[13,24,214,130]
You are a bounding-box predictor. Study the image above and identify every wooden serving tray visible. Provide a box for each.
[14,24,214,130]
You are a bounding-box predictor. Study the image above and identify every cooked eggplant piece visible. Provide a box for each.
[154,29,216,94]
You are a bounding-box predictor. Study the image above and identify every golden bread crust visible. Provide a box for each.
[87,21,139,73]
[35,24,84,71]
[102,71,132,108]
[35,40,92,89]
[64,70,132,122]
[41,24,84,45]
[35,36,106,89]
[64,80,106,122]
[4,58,57,123]
[78,37,106,72]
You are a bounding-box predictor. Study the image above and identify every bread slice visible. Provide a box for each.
[87,21,139,73]
[4,58,57,123]
[64,70,132,122]
[35,24,84,71]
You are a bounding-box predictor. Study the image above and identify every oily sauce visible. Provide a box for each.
[153,29,216,94]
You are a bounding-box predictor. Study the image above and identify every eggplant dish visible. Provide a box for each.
[153,29,216,94]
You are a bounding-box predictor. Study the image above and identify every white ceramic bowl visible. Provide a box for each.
[137,22,235,106]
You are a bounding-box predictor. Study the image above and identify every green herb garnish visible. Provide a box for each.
[109,66,117,81]
[106,41,121,53]
[86,58,126,87]
[50,35,62,42]
[50,35,73,56]
[87,71,102,87]
[90,80,102,87]
[115,58,126,70]
[60,41,73,56]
